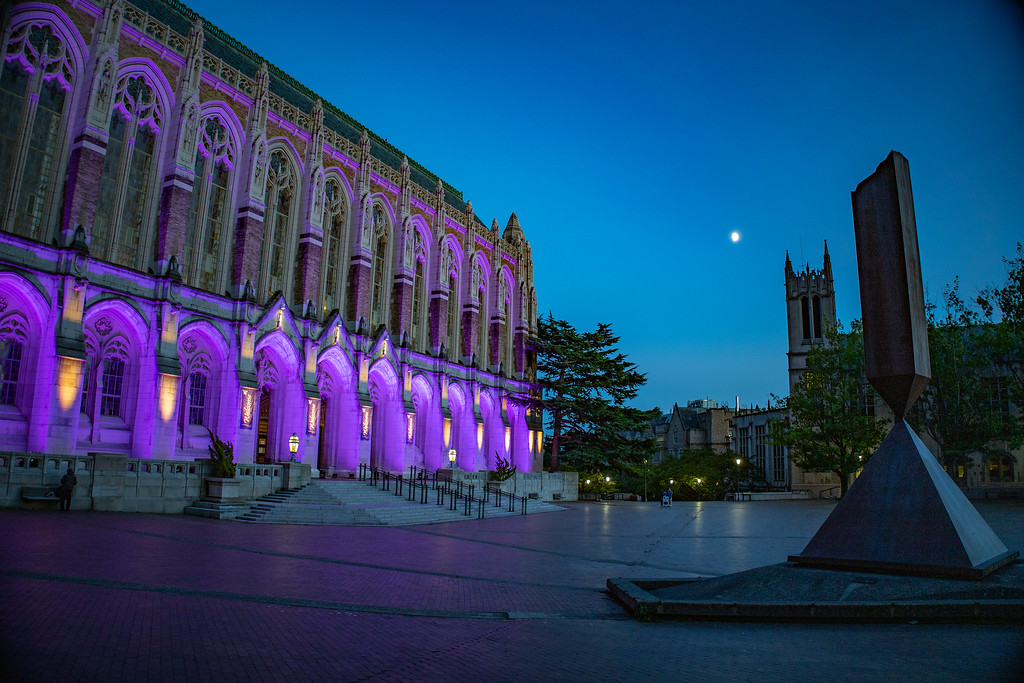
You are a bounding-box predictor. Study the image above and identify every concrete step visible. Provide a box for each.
[235,479,564,526]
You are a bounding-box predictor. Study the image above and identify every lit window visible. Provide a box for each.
[188,371,207,426]
[0,338,23,405]
[100,357,125,417]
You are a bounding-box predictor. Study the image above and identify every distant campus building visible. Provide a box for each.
[650,244,1021,498]
[0,0,542,475]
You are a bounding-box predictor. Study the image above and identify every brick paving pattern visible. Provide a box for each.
[2,499,1022,681]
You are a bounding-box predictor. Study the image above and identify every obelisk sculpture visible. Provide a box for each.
[789,151,1017,578]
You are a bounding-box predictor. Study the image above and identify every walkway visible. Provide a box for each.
[1,499,1022,681]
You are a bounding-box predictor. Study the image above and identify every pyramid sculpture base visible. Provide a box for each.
[790,420,1018,580]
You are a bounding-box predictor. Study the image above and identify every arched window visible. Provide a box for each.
[187,371,208,426]
[812,295,823,341]
[260,150,294,299]
[477,286,487,365]
[0,338,23,406]
[370,205,389,330]
[800,296,811,340]
[320,178,347,316]
[446,274,459,357]
[505,283,514,372]
[93,73,163,267]
[411,258,425,350]
[184,114,235,291]
[99,356,126,417]
[0,22,75,241]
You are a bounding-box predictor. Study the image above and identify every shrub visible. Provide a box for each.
[207,429,236,479]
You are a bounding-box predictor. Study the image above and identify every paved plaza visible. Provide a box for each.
[2,498,1022,681]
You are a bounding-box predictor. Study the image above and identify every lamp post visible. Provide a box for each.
[643,459,649,502]
[289,433,299,462]
[448,448,457,469]
[734,457,742,498]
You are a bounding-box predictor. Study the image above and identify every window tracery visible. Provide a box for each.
[0,22,75,241]
[446,274,459,357]
[370,204,389,330]
[187,371,208,426]
[260,150,294,299]
[93,72,164,267]
[477,284,487,365]
[320,178,347,316]
[184,114,235,290]
[0,337,24,406]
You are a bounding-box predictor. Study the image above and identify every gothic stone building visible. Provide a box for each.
[0,0,542,474]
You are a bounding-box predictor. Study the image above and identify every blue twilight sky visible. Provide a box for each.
[183,0,1024,414]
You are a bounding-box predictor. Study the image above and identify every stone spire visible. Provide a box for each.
[503,212,524,242]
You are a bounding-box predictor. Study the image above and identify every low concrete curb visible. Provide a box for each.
[608,561,1024,623]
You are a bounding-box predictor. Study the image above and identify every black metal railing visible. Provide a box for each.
[359,466,530,519]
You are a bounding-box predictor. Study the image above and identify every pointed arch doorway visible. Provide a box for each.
[256,387,272,464]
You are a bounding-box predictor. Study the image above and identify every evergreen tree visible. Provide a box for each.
[532,315,658,472]
[770,320,888,497]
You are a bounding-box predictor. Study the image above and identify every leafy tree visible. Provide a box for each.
[978,243,1024,409]
[652,448,737,501]
[910,278,1024,472]
[770,320,888,497]
[532,315,658,472]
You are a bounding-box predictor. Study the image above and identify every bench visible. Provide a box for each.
[21,486,60,503]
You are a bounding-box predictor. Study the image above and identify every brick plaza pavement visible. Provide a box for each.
[2,499,1022,681]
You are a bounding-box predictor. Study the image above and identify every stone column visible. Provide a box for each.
[231,63,270,297]
[61,0,123,245]
[155,19,204,276]
[293,101,326,311]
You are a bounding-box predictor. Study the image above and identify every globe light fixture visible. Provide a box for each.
[289,432,299,462]
[448,448,457,469]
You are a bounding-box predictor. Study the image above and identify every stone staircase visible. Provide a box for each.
[234,479,564,526]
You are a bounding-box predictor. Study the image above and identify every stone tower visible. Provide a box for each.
[785,243,837,390]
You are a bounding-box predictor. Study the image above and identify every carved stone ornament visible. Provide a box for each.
[182,336,197,354]
[95,317,113,336]
[0,296,7,313]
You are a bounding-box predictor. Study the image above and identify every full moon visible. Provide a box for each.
[730,231,741,243]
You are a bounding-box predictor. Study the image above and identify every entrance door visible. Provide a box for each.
[317,398,328,473]
[256,388,271,464]
[369,402,384,471]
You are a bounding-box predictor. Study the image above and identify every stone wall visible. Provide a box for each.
[448,469,579,502]
[0,451,295,513]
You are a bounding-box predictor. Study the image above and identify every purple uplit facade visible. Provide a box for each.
[0,0,542,475]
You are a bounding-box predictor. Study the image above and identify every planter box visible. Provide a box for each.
[206,477,241,502]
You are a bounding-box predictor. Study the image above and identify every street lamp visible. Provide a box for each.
[448,448,457,469]
[289,432,299,462]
